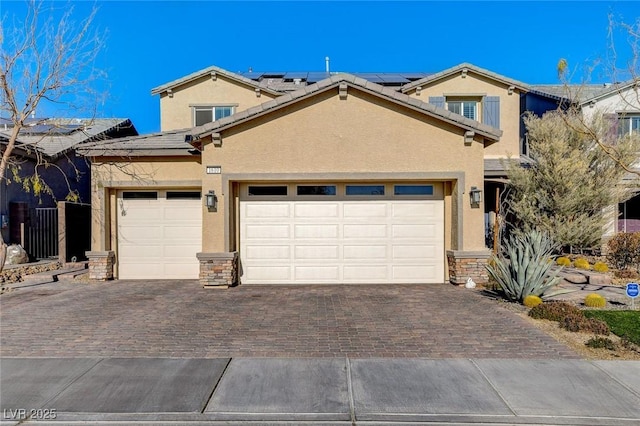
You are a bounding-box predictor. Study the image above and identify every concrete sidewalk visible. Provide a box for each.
[1,357,639,425]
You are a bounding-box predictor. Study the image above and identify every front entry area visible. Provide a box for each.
[239,183,444,284]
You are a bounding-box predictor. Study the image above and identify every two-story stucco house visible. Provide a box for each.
[79,63,563,286]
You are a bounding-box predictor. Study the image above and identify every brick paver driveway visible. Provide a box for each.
[0,281,579,358]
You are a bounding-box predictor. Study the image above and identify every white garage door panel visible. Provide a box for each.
[343,245,387,259]
[240,199,444,284]
[245,203,290,218]
[118,192,202,279]
[393,265,436,280]
[294,224,339,238]
[119,226,163,241]
[344,265,388,280]
[244,266,291,280]
[392,224,436,238]
[344,203,387,217]
[295,245,339,259]
[295,266,339,280]
[344,224,387,238]
[295,203,339,217]
[119,245,164,258]
[393,202,436,218]
[246,246,290,260]
[393,245,436,259]
[246,224,290,239]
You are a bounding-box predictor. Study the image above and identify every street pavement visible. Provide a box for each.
[1,280,639,424]
[1,357,639,425]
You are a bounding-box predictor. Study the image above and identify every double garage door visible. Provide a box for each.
[240,183,444,284]
[117,190,202,279]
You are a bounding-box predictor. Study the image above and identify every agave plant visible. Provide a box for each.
[486,230,566,302]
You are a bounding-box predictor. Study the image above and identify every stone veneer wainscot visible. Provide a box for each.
[197,252,238,288]
[86,251,115,281]
[447,250,491,285]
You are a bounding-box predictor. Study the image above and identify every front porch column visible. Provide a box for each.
[446,250,491,286]
[86,251,115,281]
[197,252,238,288]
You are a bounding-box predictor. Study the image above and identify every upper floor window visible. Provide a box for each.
[193,106,234,126]
[618,114,640,136]
[447,100,477,120]
[429,95,499,128]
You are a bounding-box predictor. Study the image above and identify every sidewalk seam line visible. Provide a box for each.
[470,358,518,417]
[591,360,640,399]
[346,356,356,425]
[200,357,233,414]
[39,357,106,409]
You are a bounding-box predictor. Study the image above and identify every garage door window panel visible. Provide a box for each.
[297,185,336,196]
[248,186,288,196]
[394,185,434,195]
[166,191,201,200]
[346,185,385,196]
[122,191,158,200]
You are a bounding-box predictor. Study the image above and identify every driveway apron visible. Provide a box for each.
[0,280,579,358]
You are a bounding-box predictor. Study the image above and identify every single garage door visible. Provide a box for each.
[117,190,202,279]
[240,183,444,284]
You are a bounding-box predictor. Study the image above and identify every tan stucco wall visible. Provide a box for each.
[200,86,487,253]
[407,72,522,158]
[159,75,278,131]
[89,157,202,251]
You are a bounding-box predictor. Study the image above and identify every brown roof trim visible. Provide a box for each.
[401,62,529,94]
[188,73,502,144]
[151,65,281,96]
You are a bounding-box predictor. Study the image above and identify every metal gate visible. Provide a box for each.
[25,208,58,259]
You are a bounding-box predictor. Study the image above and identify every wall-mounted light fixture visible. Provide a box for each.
[205,190,218,211]
[470,186,482,206]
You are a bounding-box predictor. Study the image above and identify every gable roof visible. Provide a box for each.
[187,73,502,145]
[400,62,529,94]
[151,65,282,97]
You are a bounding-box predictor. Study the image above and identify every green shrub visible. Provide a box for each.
[528,301,581,322]
[486,230,563,302]
[593,261,609,273]
[556,256,571,267]
[584,293,606,308]
[607,232,640,270]
[584,311,640,345]
[585,336,617,350]
[523,295,543,308]
[574,258,590,270]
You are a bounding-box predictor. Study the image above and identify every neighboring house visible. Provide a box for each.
[0,117,138,259]
[529,81,640,236]
[578,82,640,235]
[82,62,576,286]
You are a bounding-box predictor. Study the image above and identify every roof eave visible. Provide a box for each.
[188,79,502,144]
[401,63,529,94]
[151,66,281,97]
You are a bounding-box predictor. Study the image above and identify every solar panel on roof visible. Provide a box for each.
[21,124,55,134]
[283,72,309,80]
[380,74,411,83]
[306,72,331,83]
[359,75,386,83]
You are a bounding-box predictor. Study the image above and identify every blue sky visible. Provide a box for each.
[3,1,640,133]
